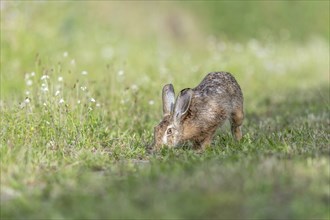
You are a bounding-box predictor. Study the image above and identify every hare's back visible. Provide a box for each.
[193,72,242,98]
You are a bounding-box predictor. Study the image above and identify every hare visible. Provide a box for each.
[152,72,244,150]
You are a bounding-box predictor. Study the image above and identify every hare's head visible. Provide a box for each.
[152,84,193,150]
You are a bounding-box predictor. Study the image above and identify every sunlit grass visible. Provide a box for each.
[1,1,329,219]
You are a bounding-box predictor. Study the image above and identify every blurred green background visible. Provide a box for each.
[1,1,329,219]
[1,1,329,97]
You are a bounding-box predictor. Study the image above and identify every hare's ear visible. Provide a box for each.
[173,88,193,124]
[162,84,175,117]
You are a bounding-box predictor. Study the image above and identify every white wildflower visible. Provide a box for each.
[90,98,96,103]
[131,84,138,91]
[71,59,76,65]
[117,70,124,76]
[80,86,87,91]
[41,87,49,92]
[31,72,35,77]
[25,91,30,95]
[59,98,64,104]
[63,51,68,57]
[40,75,49,80]
[58,76,63,82]
[26,80,33,86]
[43,102,47,106]
[25,73,30,80]
[77,100,81,104]
[81,70,88,75]
[55,90,60,96]
[148,100,155,105]
[19,98,30,108]
[96,103,100,107]
[24,98,30,104]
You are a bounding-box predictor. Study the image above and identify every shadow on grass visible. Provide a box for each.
[211,84,330,157]
[247,84,329,124]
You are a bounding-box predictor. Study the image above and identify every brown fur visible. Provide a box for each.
[152,72,244,150]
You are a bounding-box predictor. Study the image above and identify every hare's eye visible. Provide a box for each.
[166,128,172,135]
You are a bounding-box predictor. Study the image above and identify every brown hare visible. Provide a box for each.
[152,72,244,150]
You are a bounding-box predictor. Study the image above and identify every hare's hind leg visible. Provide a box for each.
[230,108,244,140]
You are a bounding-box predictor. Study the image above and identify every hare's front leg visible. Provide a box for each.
[193,130,216,150]
[192,139,211,152]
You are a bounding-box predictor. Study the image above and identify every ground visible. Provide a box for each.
[1,2,329,219]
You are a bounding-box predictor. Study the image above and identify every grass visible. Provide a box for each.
[1,1,329,219]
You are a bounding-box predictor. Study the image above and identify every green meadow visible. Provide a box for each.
[1,1,329,219]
